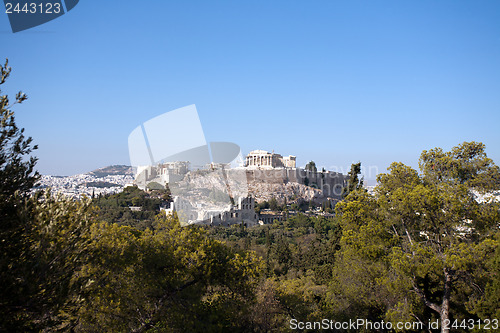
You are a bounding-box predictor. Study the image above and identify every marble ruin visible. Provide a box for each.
[245,150,296,168]
[135,149,347,226]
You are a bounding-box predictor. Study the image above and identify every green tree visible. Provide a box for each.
[24,191,96,330]
[305,161,317,173]
[276,271,328,324]
[0,59,41,330]
[0,59,37,204]
[269,197,279,211]
[74,214,263,332]
[162,183,173,202]
[333,142,500,333]
[341,162,363,198]
[471,234,500,320]
[146,181,164,190]
[419,141,500,190]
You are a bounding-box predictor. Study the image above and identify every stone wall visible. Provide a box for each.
[239,168,346,199]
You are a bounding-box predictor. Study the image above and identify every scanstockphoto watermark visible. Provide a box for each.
[327,164,380,181]
[290,318,499,331]
[290,318,423,331]
[128,105,249,226]
[245,164,379,181]
[3,0,79,33]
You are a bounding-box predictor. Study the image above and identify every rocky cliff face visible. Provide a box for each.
[247,181,325,203]
[170,168,329,204]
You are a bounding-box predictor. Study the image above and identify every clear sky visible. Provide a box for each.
[1,0,499,180]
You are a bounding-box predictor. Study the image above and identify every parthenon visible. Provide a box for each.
[245,150,296,168]
[244,149,347,198]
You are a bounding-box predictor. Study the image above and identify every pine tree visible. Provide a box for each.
[341,162,363,198]
[0,58,40,330]
[333,143,500,333]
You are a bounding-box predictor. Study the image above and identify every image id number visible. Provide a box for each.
[5,2,61,14]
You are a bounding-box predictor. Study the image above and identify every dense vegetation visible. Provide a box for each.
[1,61,499,332]
[93,185,171,230]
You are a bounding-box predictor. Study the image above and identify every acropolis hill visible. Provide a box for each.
[135,149,348,202]
[244,150,346,200]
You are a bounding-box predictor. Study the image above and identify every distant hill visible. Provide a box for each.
[78,181,121,188]
[88,165,133,178]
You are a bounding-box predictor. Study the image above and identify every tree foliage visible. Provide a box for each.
[0,59,38,204]
[0,59,41,330]
[73,214,263,332]
[305,161,317,173]
[419,141,500,191]
[332,142,500,333]
[341,161,364,198]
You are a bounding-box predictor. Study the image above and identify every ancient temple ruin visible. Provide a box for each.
[245,150,296,168]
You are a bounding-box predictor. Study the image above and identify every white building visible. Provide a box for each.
[135,161,189,190]
[245,150,296,169]
[162,196,259,227]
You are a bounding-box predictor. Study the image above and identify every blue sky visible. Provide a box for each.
[1,0,499,180]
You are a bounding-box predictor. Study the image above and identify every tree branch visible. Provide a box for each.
[413,284,441,314]
[130,278,200,333]
[411,313,432,333]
